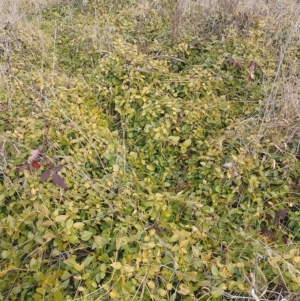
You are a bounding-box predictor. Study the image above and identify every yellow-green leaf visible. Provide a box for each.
[169,136,180,143]
[192,246,200,257]
[55,215,69,223]
[74,263,84,272]
[110,262,122,270]
[73,222,85,229]
[181,139,191,148]
[81,231,93,241]
[29,257,40,271]
[147,280,155,289]
[211,264,219,276]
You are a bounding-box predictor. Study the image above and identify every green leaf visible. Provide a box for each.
[180,139,192,153]
[29,258,40,271]
[100,264,107,272]
[68,233,79,243]
[36,287,46,295]
[211,288,222,298]
[211,264,219,276]
[81,231,93,241]
[191,246,200,257]
[178,283,190,295]
[83,255,94,267]
[54,290,64,300]
[2,250,8,258]
[93,235,108,248]
[181,139,191,148]
[74,263,84,271]
[168,136,180,143]
[61,271,72,281]
[66,218,73,229]
[116,237,127,250]
[169,234,179,242]
[146,164,155,171]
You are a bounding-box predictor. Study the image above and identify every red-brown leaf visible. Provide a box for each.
[233,60,242,68]
[18,164,30,172]
[40,170,51,181]
[52,173,66,189]
[0,105,8,111]
[51,164,64,172]
[261,228,276,242]
[274,209,288,224]
[31,161,41,169]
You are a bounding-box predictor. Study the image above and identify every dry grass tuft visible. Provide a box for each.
[170,0,300,152]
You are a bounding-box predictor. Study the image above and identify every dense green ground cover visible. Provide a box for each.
[0,1,300,300]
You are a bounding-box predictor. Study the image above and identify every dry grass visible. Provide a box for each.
[170,0,300,152]
[0,0,55,24]
[1,1,298,184]
[1,1,299,300]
